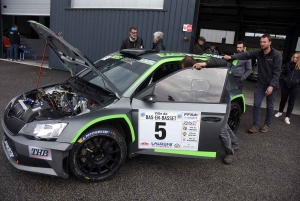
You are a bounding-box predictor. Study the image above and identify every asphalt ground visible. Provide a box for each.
[0,61,299,201]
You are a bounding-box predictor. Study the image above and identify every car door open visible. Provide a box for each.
[131,67,229,158]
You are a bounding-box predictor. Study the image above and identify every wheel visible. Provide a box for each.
[228,101,242,132]
[70,126,127,182]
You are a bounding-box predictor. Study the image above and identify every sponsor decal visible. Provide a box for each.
[174,143,180,148]
[140,142,149,146]
[139,58,156,65]
[182,132,187,136]
[183,126,187,130]
[184,113,199,117]
[81,130,110,141]
[151,142,173,148]
[140,112,146,117]
[183,121,198,126]
[29,146,52,160]
[4,141,14,158]
[121,57,137,65]
[177,114,182,119]
[111,55,123,60]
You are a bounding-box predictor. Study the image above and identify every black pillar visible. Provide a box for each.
[282,27,296,64]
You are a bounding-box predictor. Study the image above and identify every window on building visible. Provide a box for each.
[200,29,235,44]
[71,0,164,9]
[296,37,300,51]
[245,32,286,40]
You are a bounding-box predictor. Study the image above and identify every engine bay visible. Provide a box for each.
[10,84,100,123]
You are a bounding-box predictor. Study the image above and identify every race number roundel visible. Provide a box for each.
[138,110,201,151]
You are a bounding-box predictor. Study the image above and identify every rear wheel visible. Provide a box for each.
[70,127,127,182]
[228,102,242,132]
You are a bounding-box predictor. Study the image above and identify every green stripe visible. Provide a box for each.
[71,114,135,143]
[232,60,238,66]
[231,94,246,113]
[154,149,216,158]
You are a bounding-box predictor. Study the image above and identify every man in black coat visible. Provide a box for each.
[193,36,206,54]
[120,27,143,50]
[9,25,21,61]
[224,34,282,133]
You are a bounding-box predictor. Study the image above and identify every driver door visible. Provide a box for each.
[131,67,229,158]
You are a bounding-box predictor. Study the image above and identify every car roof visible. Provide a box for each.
[118,49,218,62]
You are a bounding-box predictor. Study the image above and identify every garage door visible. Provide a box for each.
[1,0,50,16]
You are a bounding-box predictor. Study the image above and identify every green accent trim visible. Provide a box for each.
[202,53,213,57]
[231,94,246,113]
[229,71,232,74]
[111,55,123,59]
[71,114,135,143]
[155,149,216,158]
[232,60,238,66]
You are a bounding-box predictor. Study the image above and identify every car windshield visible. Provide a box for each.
[78,56,155,94]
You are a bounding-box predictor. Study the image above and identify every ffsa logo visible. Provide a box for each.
[29,146,52,160]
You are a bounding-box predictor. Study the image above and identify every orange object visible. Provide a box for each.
[3,38,10,48]
[183,37,189,41]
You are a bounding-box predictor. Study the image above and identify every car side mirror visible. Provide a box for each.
[142,94,156,103]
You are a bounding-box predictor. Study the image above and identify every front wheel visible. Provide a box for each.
[70,127,127,182]
[228,102,242,132]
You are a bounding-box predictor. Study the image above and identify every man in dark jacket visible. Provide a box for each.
[120,27,143,50]
[152,31,165,51]
[193,36,206,54]
[191,57,239,165]
[9,25,21,61]
[230,41,252,91]
[224,34,282,133]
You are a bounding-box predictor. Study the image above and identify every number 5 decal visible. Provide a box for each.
[155,122,166,140]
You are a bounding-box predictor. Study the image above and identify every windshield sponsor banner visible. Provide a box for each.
[139,58,156,65]
[138,110,201,151]
[29,146,52,160]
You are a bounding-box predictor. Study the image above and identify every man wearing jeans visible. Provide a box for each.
[224,34,282,133]
[9,25,20,61]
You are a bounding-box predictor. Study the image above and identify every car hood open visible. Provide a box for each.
[28,20,120,98]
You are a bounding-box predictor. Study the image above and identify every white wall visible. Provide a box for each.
[71,0,164,9]
[1,0,50,16]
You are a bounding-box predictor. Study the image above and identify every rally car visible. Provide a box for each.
[1,21,245,182]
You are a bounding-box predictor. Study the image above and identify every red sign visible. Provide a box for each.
[187,24,192,32]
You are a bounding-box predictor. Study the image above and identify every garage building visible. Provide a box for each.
[1,0,300,70]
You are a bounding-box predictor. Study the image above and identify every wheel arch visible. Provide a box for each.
[230,94,246,113]
[71,115,135,144]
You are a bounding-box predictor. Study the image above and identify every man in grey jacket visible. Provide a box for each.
[230,41,252,91]
[224,34,282,133]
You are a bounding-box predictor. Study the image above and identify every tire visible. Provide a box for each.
[228,101,242,132]
[70,126,127,182]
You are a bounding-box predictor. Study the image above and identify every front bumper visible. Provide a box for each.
[2,118,73,179]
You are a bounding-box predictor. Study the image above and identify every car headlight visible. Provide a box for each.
[20,123,68,140]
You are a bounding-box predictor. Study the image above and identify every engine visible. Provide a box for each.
[10,85,99,123]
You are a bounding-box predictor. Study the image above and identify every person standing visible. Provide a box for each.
[181,56,239,165]
[9,25,20,61]
[193,36,206,54]
[275,52,300,124]
[224,34,282,133]
[120,27,143,50]
[152,31,165,51]
[205,43,219,55]
[230,41,252,91]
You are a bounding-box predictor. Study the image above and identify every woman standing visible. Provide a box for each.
[275,52,300,124]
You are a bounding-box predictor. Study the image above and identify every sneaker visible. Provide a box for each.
[284,117,290,124]
[260,125,269,133]
[223,154,233,164]
[248,125,259,133]
[232,144,239,150]
[275,112,282,117]
[10,59,13,61]
[17,60,20,62]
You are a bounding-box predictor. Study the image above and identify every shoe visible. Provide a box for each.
[284,117,290,124]
[232,144,239,150]
[260,125,269,133]
[223,154,233,164]
[275,112,282,117]
[17,60,20,62]
[248,125,259,133]
[10,59,13,61]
